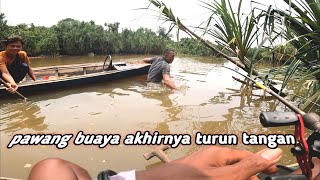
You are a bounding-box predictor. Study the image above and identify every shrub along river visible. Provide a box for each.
[0,55,306,179]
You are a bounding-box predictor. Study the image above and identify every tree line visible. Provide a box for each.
[0,13,293,63]
[0,13,218,57]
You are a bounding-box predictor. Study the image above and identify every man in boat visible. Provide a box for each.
[28,146,320,179]
[0,35,36,93]
[143,48,177,89]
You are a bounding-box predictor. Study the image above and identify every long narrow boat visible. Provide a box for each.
[0,57,150,98]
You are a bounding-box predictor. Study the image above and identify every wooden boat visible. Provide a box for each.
[0,56,150,98]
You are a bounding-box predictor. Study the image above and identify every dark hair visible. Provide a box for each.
[163,48,175,55]
[2,35,25,46]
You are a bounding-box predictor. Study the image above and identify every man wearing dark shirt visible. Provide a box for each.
[143,49,177,89]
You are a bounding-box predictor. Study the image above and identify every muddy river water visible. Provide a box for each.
[0,55,305,179]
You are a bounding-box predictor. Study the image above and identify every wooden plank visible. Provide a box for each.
[33,62,128,78]
[33,62,126,72]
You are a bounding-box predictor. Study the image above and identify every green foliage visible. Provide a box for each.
[200,0,268,72]
[103,22,121,54]
[8,24,59,56]
[0,14,9,42]
[178,38,216,56]
[266,0,320,109]
[272,44,296,64]
[247,47,269,61]
[246,44,297,64]
[54,18,105,55]
[1,15,176,56]
[119,27,172,54]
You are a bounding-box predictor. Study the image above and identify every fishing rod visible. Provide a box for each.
[0,78,27,101]
[223,66,305,115]
[224,66,320,179]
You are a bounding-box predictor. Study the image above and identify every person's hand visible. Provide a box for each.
[136,146,282,180]
[5,82,18,94]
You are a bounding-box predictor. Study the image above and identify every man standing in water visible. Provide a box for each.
[143,49,177,89]
[0,35,36,93]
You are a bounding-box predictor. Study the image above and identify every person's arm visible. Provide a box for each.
[28,66,37,81]
[27,146,320,180]
[142,58,154,64]
[163,74,177,89]
[136,147,282,180]
[28,158,91,180]
[161,63,176,89]
[21,51,36,81]
[0,65,18,93]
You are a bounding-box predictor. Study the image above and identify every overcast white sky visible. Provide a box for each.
[0,0,289,35]
[1,0,205,31]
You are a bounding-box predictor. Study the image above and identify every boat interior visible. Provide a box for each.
[26,55,127,81]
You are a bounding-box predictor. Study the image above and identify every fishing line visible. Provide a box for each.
[230,67,320,109]
[223,65,306,115]
[197,65,216,82]
[287,93,320,108]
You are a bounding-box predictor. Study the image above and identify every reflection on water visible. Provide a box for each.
[0,55,302,179]
[0,102,47,134]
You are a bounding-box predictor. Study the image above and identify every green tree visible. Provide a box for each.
[54,18,105,55]
[2,15,174,56]
[179,38,216,56]
[0,13,9,41]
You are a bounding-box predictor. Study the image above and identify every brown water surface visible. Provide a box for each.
[0,55,300,179]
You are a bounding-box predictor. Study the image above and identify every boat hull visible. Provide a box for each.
[0,64,150,98]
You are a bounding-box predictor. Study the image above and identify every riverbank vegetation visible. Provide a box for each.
[0,14,218,57]
[0,14,171,56]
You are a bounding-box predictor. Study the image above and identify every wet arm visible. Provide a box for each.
[0,65,18,93]
[163,74,177,89]
[0,65,16,85]
[142,58,154,64]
